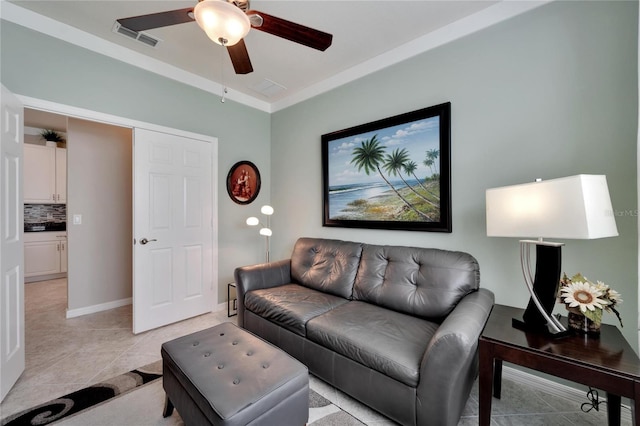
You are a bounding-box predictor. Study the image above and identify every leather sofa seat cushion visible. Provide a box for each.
[291,237,363,299]
[244,284,349,336]
[306,301,438,387]
[353,244,480,319]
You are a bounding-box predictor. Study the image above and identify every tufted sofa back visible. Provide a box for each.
[290,238,480,318]
[291,237,363,299]
[353,243,480,319]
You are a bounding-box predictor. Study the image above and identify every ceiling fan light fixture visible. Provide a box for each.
[194,0,250,46]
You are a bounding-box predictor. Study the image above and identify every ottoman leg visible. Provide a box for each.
[163,395,174,418]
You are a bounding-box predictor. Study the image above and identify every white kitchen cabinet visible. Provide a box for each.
[24,144,55,203]
[25,241,60,276]
[24,144,66,204]
[60,237,67,273]
[55,147,67,203]
[24,232,67,280]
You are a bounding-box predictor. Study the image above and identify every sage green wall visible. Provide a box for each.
[2,2,638,349]
[0,20,271,305]
[271,1,639,348]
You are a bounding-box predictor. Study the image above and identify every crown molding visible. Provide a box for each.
[270,0,551,112]
[2,0,551,114]
[0,0,271,112]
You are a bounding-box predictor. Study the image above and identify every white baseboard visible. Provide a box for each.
[66,297,132,318]
[25,272,67,283]
[503,365,632,422]
[66,300,226,320]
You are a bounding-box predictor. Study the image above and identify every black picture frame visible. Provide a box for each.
[322,102,451,232]
[226,161,261,205]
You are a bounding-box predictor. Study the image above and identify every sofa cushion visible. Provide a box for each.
[291,238,363,299]
[244,284,349,337]
[306,301,438,387]
[353,244,480,319]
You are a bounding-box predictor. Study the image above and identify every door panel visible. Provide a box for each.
[185,244,203,298]
[185,177,202,227]
[133,128,214,333]
[150,248,172,305]
[150,174,171,230]
[0,84,24,402]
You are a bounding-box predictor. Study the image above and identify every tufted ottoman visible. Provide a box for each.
[161,322,309,426]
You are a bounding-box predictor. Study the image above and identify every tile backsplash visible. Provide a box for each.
[24,204,66,223]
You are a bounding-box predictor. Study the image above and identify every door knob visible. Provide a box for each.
[140,238,157,245]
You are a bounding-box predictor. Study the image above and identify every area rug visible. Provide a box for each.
[1,361,163,426]
[309,389,365,425]
[1,361,364,426]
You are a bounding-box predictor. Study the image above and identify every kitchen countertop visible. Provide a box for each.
[24,222,66,232]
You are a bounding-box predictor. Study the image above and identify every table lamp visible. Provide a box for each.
[486,175,618,336]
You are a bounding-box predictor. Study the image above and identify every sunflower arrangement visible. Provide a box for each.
[559,273,623,327]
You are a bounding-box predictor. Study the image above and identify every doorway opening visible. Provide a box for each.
[23,108,134,322]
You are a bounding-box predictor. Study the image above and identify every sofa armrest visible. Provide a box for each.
[233,259,292,327]
[417,288,495,426]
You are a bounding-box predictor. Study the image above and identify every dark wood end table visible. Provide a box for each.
[479,304,640,425]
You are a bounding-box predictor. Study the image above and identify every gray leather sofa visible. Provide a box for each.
[234,237,495,426]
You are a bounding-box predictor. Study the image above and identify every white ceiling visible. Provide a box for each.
[3,1,547,112]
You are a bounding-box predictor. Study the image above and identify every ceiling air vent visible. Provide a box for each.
[112,22,161,48]
[251,79,286,98]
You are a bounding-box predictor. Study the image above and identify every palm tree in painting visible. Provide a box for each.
[351,136,431,220]
[350,135,385,175]
[383,149,438,209]
[423,148,440,177]
[403,160,439,201]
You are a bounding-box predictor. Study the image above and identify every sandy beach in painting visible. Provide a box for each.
[329,180,440,222]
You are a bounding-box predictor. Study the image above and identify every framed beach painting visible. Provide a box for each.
[322,102,451,232]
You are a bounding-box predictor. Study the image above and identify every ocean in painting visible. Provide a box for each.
[329,180,412,218]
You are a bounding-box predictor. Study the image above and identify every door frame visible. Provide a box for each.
[17,94,220,318]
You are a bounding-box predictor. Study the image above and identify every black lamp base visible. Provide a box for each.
[515,243,570,338]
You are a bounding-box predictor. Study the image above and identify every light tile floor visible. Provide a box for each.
[1,278,234,420]
[0,278,628,425]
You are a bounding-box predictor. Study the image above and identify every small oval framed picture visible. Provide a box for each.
[226,161,261,205]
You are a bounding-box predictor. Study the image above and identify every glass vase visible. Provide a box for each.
[567,312,600,335]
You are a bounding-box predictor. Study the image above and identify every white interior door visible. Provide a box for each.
[133,128,214,334]
[0,84,24,402]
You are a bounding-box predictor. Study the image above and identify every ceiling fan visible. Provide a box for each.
[116,0,333,75]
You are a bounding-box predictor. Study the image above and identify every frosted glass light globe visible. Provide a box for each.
[259,228,272,236]
[194,0,250,46]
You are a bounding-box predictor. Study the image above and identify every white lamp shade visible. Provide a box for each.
[194,0,250,46]
[261,205,274,215]
[246,217,259,226]
[259,227,272,236]
[486,175,618,239]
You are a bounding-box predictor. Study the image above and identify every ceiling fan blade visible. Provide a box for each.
[247,10,332,51]
[117,8,194,32]
[227,40,253,75]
